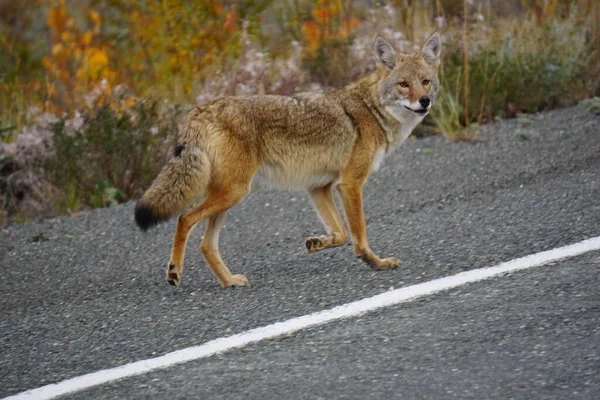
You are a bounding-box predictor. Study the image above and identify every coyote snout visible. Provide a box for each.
[135,33,442,288]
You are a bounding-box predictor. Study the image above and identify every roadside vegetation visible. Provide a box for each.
[1,0,599,224]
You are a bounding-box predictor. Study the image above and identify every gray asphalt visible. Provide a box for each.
[71,252,600,400]
[1,105,599,399]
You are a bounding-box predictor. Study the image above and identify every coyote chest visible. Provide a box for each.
[385,108,424,149]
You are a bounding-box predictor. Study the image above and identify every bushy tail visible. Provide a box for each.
[135,144,210,231]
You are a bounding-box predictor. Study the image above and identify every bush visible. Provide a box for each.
[2,0,599,222]
[44,100,182,213]
[432,9,598,140]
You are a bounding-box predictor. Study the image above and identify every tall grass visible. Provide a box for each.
[429,1,598,140]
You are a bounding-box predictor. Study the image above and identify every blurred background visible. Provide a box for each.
[0,0,598,225]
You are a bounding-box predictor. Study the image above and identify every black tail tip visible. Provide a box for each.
[134,202,160,231]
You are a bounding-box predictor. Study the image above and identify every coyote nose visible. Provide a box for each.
[419,96,431,108]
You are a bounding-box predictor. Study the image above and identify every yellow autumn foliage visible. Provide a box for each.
[2,0,597,132]
[301,0,361,58]
[43,0,119,111]
[87,49,108,72]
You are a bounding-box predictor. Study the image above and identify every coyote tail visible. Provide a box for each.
[135,144,210,231]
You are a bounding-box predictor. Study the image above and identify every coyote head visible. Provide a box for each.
[374,33,441,120]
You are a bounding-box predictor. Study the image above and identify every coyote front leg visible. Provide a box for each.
[337,183,400,270]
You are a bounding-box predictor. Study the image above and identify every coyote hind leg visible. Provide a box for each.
[200,211,248,288]
[167,185,249,287]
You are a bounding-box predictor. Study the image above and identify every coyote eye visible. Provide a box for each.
[398,82,409,88]
[422,79,430,86]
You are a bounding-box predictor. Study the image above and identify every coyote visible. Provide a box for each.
[135,33,441,288]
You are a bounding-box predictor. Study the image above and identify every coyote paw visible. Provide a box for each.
[305,236,325,253]
[306,233,347,254]
[371,257,401,271]
[220,274,249,288]
[166,263,182,287]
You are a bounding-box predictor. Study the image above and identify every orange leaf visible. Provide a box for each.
[88,10,102,34]
[51,43,65,57]
[302,21,322,52]
[47,6,67,33]
[41,57,55,74]
[342,17,361,36]
[223,9,239,34]
[82,31,93,46]
[313,8,330,25]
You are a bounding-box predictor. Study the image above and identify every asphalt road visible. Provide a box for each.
[72,252,600,400]
[1,105,599,399]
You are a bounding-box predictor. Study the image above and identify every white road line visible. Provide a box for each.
[5,236,600,400]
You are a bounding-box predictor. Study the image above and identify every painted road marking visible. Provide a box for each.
[5,236,600,400]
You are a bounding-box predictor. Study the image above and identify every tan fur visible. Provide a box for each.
[135,33,442,288]
[136,109,212,223]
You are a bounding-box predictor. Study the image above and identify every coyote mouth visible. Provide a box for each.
[404,105,429,115]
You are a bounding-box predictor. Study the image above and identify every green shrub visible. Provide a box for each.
[44,100,182,213]
[579,97,600,115]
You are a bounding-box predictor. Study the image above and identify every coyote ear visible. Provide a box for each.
[374,35,397,71]
[416,32,442,68]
